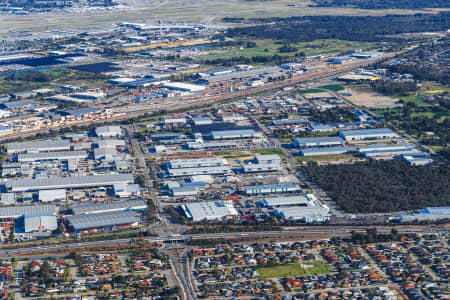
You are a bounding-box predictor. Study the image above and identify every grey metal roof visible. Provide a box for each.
[339,128,397,137]
[262,196,310,207]
[273,119,309,126]
[24,214,57,232]
[168,166,232,176]
[18,150,88,162]
[300,146,357,155]
[71,199,147,214]
[6,174,133,192]
[169,157,224,169]
[211,129,257,139]
[294,136,344,145]
[244,184,301,192]
[67,210,140,231]
[0,204,56,218]
[183,201,238,221]
[8,139,70,153]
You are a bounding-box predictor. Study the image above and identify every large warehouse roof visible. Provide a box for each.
[168,157,224,169]
[261,196,310,207]
[0,204,56,218]
[6,174,133,192]
[24,214,57,233]
[300,146,357,156]
[339,128,398,140]
[71,199,147,214]
[293,136,344,148]
[168,166,232,177]
[8,139,70,153]
[182,201,238,222]
[211,129,257,140]
[66,210,140,231]
[18,150,88,162]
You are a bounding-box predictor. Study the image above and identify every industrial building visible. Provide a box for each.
[162,82,205,93]
[300,146,357,156]
[5,174,133,192]
[7,139,70,154]
[169,186,199,197]
[0,204,56,219]
[38,189,66,202]
[244,184,301,195]
[22,214,57,233]
[400,206,450,223]
[17,150,88,162]
[292,136,344,148]
[168,157,225,169]
[168,166,232,177]
[211,129,259,140]
[113,183,140,198]
[275,207,331,223]
[339,128,398,141]
[402,155,433,166]
[255,154,282,165]
[361,148,417,159]
[0,125,13,136]
[259,195,317,208]
[242,163,281,173]
[66,210,141,233]
[182,201,238,222]
[70,199,147,215]
[186,141,237,150]
[273,119,309,126]
[192,117,213,125]
[96,126,122,138]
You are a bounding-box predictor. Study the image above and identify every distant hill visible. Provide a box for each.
[313,0,450,9]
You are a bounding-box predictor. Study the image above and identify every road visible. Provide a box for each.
[1,225,445,256]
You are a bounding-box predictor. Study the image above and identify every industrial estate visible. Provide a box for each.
[0,0,448,299]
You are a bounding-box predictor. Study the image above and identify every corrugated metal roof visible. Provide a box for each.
[6,174,133,192]
[67,210,140,231]
[8,139,70,152]
[0,205,56,218]
[18,150,88,161]
[340,128,397,136]
[71,199,147,214]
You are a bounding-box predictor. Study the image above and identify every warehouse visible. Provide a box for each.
[0,204,56,219]
[113,183,140,198]
[66,210,141,233]
[402,154,433,166]
[168,166,232,177]
[2,100,36,109]
[164,117,187,125]
[168,157,225,169]
[189,175,214,184]
[0,193,15,205]
[38,189,66,202]
[192,117,213,125]
[0,125,13,136]
[339,128,398,141]
[70,199,147,215]
[22,214,57,233]
[211,129,259,140]
[400,206,450,223]
[361,148,417,159]
[149,133,185,141]
[292,136,344,148]
[242,163,281,173]
[169,186,198,197]
[358,144,414,153]
[307,124,334,133]
[182,201,238,222]
[300,146,357,156]
[17,150,88,162]
[6,174,133,192]
[163,82,205,93]
[275,207,331,223]
[255,154,281,165]
[259,195,315,208]
[7,139,70,154]
[244,184,301,195]
[186,141,237,150]
[96,126,122,138]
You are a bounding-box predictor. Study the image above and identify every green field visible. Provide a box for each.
[252,148,286,157]
[393,94,428,106]
[372,108,403,116]
[257,262,330,279]
[296,89,325,94]
[319,84,345,91]
[199,39,376,62]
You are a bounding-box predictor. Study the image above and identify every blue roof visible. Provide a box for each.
[340,128,396,136]
[422,207,450,215]
[301,146,357,154]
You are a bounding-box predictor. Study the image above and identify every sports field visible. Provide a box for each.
[256,262,330,279]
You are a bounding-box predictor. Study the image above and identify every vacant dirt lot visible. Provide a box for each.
[341,87,400,108]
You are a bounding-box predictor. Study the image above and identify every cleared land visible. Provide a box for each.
[341,86,400,108]
[256,262,330,279]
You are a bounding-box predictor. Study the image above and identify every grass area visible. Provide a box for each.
[296,89,324,94]
[418,81,450,95]
[372,108,403,116]
[319,84,345,91]
[257,262,330,279]
[394,94,428,106]
[252,148,286,157]
[199,39,376,62]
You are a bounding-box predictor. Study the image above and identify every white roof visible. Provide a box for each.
[163,82,205,92]
[38,189,66,202]
[183,201,238,221]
